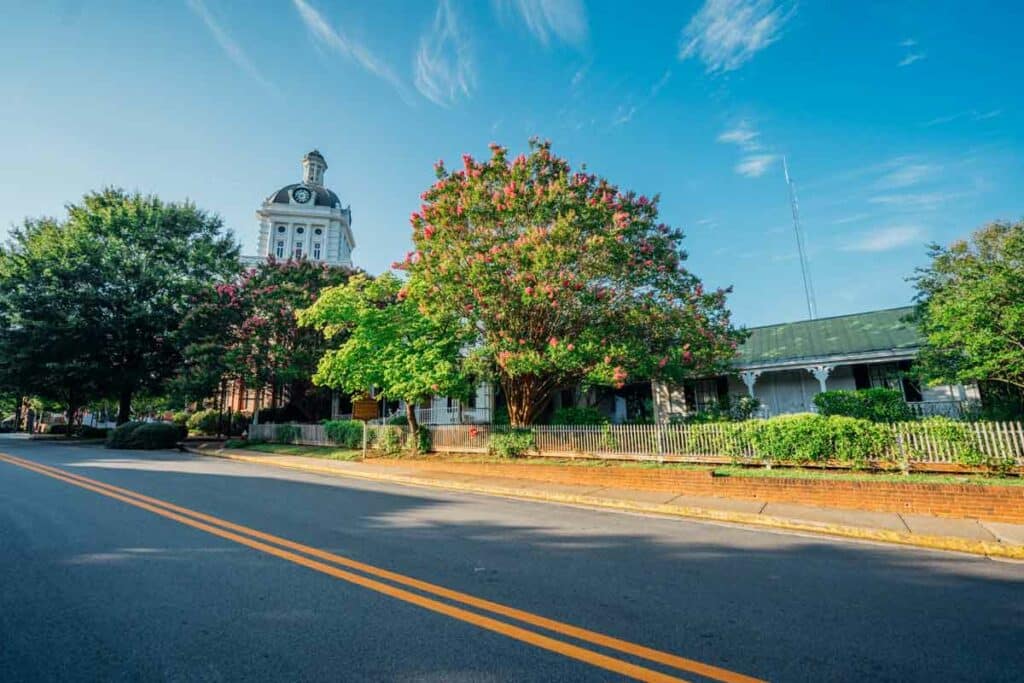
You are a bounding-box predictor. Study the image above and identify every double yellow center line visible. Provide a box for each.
[0,452,762,683]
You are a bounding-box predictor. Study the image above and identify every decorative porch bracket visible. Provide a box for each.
[806,365,834,393]
[739,370,762,397]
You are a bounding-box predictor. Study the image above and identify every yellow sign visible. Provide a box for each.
[352,399,379,422]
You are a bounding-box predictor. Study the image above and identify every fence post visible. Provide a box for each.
[896,428,909,476]
[362,421,368,460]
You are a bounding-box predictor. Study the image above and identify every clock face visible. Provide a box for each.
[292,187,312,203]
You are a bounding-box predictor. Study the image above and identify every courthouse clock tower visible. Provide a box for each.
[255,150,354,266]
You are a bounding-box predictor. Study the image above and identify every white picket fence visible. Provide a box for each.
[247,421,1024,467]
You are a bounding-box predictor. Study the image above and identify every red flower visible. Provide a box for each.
[549,337,559,347]
[468,426,480,439]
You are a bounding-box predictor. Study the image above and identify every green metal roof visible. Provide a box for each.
[736,306,922,367]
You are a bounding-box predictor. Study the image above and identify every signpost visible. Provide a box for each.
[352,398,379,458]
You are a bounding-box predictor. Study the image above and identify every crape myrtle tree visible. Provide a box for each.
[175,259,357,421]
[298,272,471,444]
[912,220,1024,416]
[399,139,742,426]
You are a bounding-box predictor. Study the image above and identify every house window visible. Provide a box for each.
[277,225,286,233]
[275,241,284,258]
[314,227,323,236]
[296,226,305,235]
[313,243,321,259]
[294,243,303,259]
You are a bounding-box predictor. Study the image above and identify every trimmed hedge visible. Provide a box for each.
[106,421,186,450]
[550,406,608,425]
[813,388,915,423]
[323,419,364,448]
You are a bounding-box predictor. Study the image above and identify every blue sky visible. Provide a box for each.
[2,1,1021,326]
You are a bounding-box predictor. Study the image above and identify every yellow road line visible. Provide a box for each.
[0,453,763,683]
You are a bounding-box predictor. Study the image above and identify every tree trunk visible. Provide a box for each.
[14,399,23,433]
[501,375,552,427]
[116,389,132,425]
[65,402,76,439]
[406,402,420,453]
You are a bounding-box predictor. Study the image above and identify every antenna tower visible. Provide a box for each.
[783,156,817,319]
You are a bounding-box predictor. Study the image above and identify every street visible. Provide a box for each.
[1,438,1022,682]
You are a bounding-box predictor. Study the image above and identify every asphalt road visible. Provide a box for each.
[1,437,1021,682]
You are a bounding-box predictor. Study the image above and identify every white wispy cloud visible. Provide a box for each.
[612,104,637,126]
[875,162,940,189]
[898,52,926,67]
[186,0,274,91]
[494,0,588,47]
[679,0,793,73]
[717,121,761,151]
[292,0,410,101]
[415,0,475,107]
[868,192,961,210]
[570,63,589,89]
[650,69,672,96]
[844,225,925,252]
[900,38,917,47]
[923,108,1003,127]
[735,154,778,178]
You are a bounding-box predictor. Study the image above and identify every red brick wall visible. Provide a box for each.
[367,459,1024,524]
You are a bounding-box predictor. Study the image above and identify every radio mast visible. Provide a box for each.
[783,156,817,320]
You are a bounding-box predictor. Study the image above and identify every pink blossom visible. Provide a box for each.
[567,343,575,351]
[397,289,408,301]
[423,225,436,240]
[658,357,668,368]
[525,286,534,296]
[549,337,559,347]
[519,338,526,345]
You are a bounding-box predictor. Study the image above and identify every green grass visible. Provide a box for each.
[234,442,362,462]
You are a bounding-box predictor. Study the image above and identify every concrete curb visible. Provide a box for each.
[188,447,1024,560]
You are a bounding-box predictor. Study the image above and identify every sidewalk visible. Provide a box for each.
[188,444,1024,560]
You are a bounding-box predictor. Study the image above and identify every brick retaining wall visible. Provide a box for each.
[366,459,1024,524]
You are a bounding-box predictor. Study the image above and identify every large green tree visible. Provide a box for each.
[912,220,1024,412]
[298,272,471,439]
[175,259,357,421]
[400,140,741,425]
[0,190,240,423]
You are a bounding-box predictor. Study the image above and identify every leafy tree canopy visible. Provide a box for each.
[298,272,471,435]
[0,189,240,422]
[912,220,1024,395]
[175,258,357,420]
[399,139,742,425]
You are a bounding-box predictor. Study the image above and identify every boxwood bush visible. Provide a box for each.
[813,388,915,423]
[186,409,250,436]
[106,421,185,450]
[550,406,608,425]
[323,419,364,448]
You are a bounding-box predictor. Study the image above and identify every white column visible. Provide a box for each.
[807,365,834,393]
[739,370,762,398]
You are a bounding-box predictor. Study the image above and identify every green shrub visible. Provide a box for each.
[172,411,190,427]
[900,416,1015,474]
[106,421,185,450]
[106,421,146,448]
[386,413,408,426]
[186,409,249,436]
[827,415,891,467]
[407,427,431,453]
[323,419,364,448]
[77,425,109,439]
[551,406,609,425]
[372,426,404,456]
[275,424,300,444]
[187,409,221,435]
[489,429,535,458]
[676,395,762,424]
[813,388,915,423]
